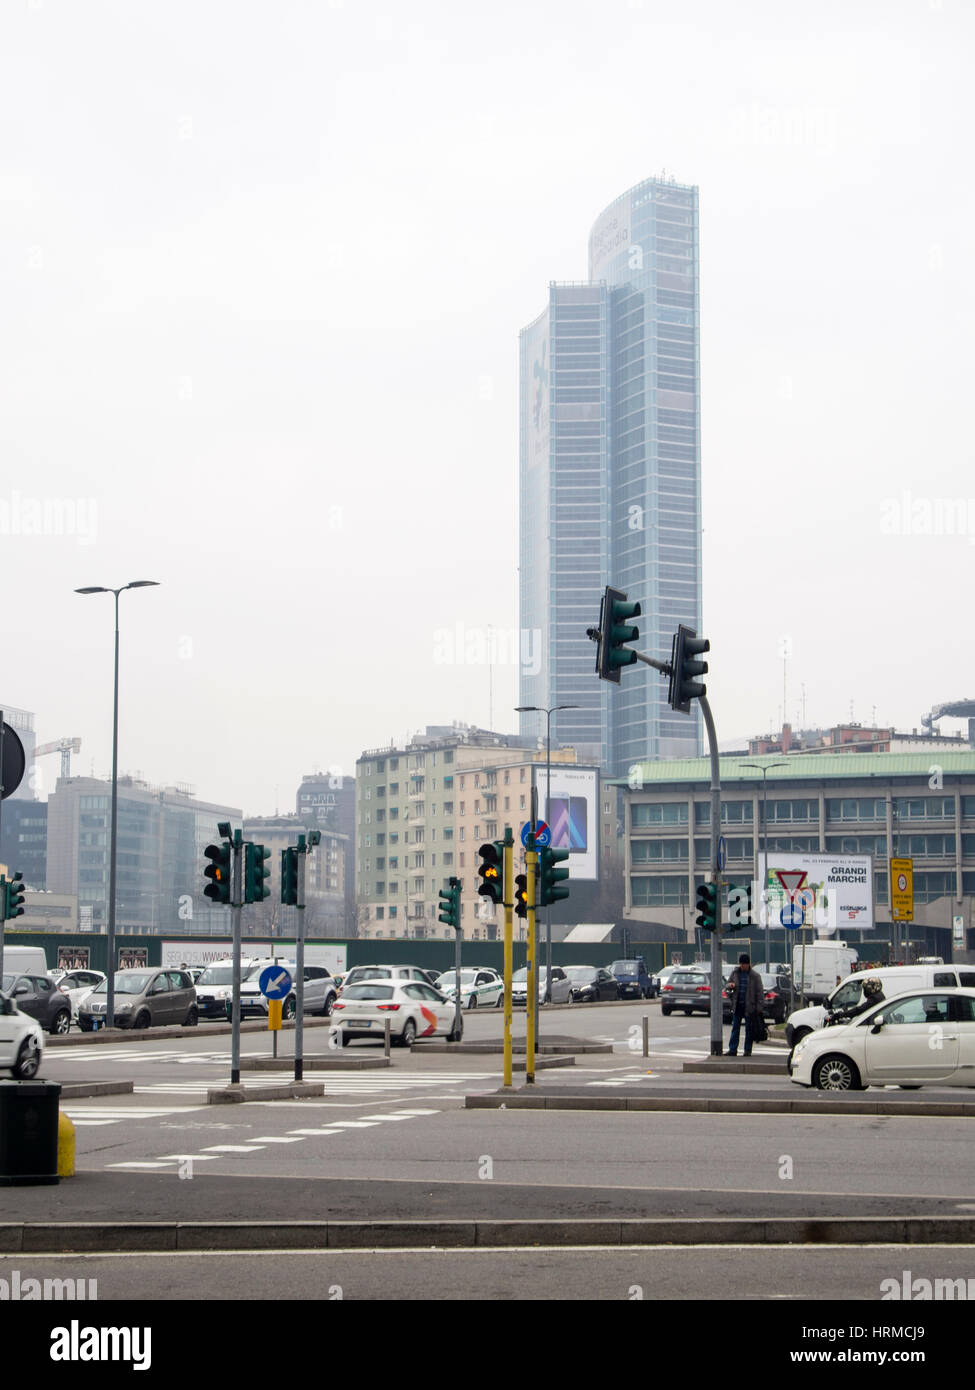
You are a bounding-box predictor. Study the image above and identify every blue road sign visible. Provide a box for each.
[259,966,293,1000]
[521,821,551,848]
[780,903,803,930]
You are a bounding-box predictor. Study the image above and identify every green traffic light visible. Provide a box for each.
[538,846,569,907]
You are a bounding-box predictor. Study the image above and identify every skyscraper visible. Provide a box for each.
[519,175,702,777]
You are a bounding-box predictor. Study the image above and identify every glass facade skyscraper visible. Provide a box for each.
[519,176,702,776]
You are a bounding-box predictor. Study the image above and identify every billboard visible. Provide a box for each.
[757,852,872,936]
[161,940,348,974]
[534,766,599,882]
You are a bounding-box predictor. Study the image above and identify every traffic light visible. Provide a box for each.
[513,873,529,919]
[695,881,718,933]
[588,586,642,683]
[281,847,299,906]
[668,624,710,714]
[726,883,752,933]
[244,843,271,904]
[203,843,232,905]
[477,842,504,904]
[2,872,25,921]
[437,877,461,930]
[538,846,569,907]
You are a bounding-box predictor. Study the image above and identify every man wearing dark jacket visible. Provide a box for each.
[725,954,764,1056]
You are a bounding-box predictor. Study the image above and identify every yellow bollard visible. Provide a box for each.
[58,1110,75,1179]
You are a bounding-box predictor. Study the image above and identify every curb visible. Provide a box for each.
[58,1081,134,1100]
[206,1082,326,1104]
[238,1055,390,1072]
[47,1017,337,1048]
[419,1041,613,1055]
[3,1215,974,1252]
[683,1061,786,1076]
[463,1091,975,1118]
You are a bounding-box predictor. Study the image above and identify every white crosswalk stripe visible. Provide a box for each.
[64,1103,210,1127]
[133,1070,500,1097]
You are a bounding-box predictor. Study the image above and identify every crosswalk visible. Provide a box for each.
[53,1048,253,1065]
[64,1104,210,1127]
[132,1069,502,1098]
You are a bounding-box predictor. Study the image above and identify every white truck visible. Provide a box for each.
[791,940,858,1004]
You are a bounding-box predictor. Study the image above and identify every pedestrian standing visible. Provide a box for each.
[725,953,764,1057]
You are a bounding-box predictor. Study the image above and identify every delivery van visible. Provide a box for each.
[791,940,858,1003]
[786,962,975,1047]
[0,945,48,977]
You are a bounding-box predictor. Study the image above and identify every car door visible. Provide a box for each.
[863,993,959,1083]
[949,994,975,1085]
[145,972,172,1025]
[10,975,43,1024]
[170,971,194,1022]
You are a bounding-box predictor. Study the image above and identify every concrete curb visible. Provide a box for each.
[47,1017,337,1047]
[58,1081,134,1100]
[206,1082,326,1104]
[683,1060,786,1076]
[464,1091,975,1118]
[238,1055,390,1072]
[419,1040,612,1055]
[4,1215,975,1252]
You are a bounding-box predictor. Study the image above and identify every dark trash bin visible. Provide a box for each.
[0,1080,62,1185]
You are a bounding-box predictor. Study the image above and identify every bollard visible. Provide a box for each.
[384,1018,391,1057]
[58,1110,75,1178]
[643,1014,649,1059]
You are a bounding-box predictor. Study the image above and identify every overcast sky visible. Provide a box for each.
[2,0,972,815]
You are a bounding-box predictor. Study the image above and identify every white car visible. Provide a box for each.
[790,987,975,1091]
[50,970,107,1022]
[436,968,503,1009]
[0,992,44,1078]
[511,966,572,1006]
[330,979,463,1047]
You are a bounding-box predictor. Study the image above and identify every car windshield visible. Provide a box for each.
[347,968,391,982]
[673,973,707,985]
[437,971,477,986]
[565,967,596,981]
[1,975,15,993]
[197,965,234,985]
[91,972,155,995]
[341,984,395,1001]
[609,961,638,973]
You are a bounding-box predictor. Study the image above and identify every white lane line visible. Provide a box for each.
[357,1113,411,1122]
[386,1108,440,1116]
[201,1145,265,1153]
[325,1120,380,1129]
[66,1119,118,1127]
[248,1136,304,1144]
[286,1129,343,1137]
[105,1161,174,1170]
[156,1154,219,1161]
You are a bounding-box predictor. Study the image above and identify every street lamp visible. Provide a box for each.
[515,704,580,1001]
[75,581,159,1028]
[740,760,789,975]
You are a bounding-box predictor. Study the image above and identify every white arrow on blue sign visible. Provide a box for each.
[259,966,293,1000]
[779,903,804,930]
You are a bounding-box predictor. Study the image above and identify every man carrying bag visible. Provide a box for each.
[725,953,764,1057]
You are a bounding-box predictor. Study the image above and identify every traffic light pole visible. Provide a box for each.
[525,836,537,1085]
[503,829,514,1089]
[295,834,306,1083]
[230,829,243,1085]
[701,695,724,1057]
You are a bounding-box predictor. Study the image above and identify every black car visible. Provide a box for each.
[757,971,793,1024]
[608,958,656,999]
[565,966,621,1003]
[1,973,72,1035]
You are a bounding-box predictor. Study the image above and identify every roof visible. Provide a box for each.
[612,751,975,787]
[563,924,616,943]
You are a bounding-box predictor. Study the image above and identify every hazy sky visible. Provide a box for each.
[2,0,972,815]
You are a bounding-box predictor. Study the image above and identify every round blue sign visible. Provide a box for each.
[521,821,551,848]
[259,966,293,1000]
[779,903,803,931]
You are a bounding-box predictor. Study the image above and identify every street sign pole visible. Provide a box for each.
[453,910,462,1041]
[526,830,537,1086]
[231,829,243,1086]
[700,695,724,1056]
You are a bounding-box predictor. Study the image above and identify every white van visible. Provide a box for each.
[1,945,48,976]
[785,963,975,1047]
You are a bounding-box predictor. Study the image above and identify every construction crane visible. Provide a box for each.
[34,737,82,779]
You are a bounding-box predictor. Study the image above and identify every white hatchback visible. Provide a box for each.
[330,980,463,1047]
[790,988,975,1091]
[0,992,44,1079]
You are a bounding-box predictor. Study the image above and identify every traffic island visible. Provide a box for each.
[683,1057,787,1076]
[237,1055,390,1072]
[206,1082,325,1104]
[418,1035,612,1055]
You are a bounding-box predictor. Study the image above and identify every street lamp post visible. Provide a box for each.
[76,582,159,1028]
[741,760,788,973]
[515,703,579,1002]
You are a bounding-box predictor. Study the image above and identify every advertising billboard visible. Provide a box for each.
[161,941,348,974]
[757,852,873,936]
[534,766,599,882]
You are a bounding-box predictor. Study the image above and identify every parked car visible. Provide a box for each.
[608,958,655,999]
[0,991,44,1078]
[1,972,73,1035]
[194,959,239,1019]
[790,988,975,1091]
[331,980,463,1047]
[785,963,975,1049]
[660,968,733,1020]
[651,965,683,994]
[239,960,299,1019]
[511,966,572,1006]
[736,971,793,1024]
[435,968,503,1009]
[339,965,438,994]
[565,966,621,1003]
[79,969,198,1030]
[49,969,107,1023]
[302,965,340,1017]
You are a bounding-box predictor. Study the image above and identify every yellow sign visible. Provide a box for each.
[890,857,914,922]
[267,999,283,1031]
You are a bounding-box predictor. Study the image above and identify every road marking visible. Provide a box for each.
[201,1145,265,1153]
[286,1129,344,1136]
[325,1120,380,1129]
[156,1154,219,1161]
[105,1161,174,1170]
[248,1136,305,1144]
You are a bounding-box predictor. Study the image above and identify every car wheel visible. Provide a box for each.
[79,1019,93,1032]
[812,1054,863,1092]
[132,1010,151,1030]
[51,1009,71,1036]
[898,1085,922,1090]
[13,1036,41,1079]
[322,995,334,1018]
[400,1018,417,1048]
[283,997,297,1021]
[468,994,477,1010]
[447,1017,464,1043]
[683,1009,693,1016]
[661,1007,672,1016]
[183,1006,199,1027]
[495,992,503,1008]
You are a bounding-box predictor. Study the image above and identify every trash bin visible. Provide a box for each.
[0,1080,62,1186]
